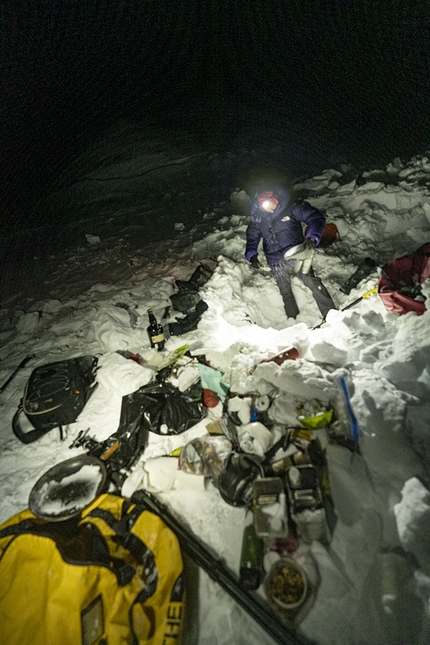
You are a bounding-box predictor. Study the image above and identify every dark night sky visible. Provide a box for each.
[1,0,429,227]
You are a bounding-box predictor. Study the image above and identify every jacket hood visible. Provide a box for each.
[250,186,292,222]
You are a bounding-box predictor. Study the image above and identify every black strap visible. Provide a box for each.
[0,516,135,586]
[12,405,57,444]
[0,518,45,542]
[87,506,156,570]
[87,502,184,645]
[86,503,159,645]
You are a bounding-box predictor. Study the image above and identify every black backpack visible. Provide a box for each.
[12,356,98,444]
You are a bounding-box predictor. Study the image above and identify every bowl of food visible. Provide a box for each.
[264,557,308,612]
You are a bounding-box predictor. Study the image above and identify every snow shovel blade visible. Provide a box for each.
[284,242,315,273]
[284,241,308,259]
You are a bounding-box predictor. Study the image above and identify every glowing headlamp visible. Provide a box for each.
[260,198,279,212]
[257,191,279,212]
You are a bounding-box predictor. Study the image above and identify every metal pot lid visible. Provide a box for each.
[29,455,107,521]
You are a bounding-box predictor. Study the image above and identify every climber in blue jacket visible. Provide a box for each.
[245,186,336,319]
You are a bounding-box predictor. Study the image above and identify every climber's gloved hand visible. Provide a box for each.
[299,238,317,275]
[249,254,261,269]
[305,237,317,251]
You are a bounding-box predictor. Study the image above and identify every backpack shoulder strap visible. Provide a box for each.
[85,504,157,572]
[12,405,57,444]
[0,514,135,586]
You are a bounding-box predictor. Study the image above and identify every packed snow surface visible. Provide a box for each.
[1,145,430,645]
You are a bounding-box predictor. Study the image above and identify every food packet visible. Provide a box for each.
[179,435,233,476]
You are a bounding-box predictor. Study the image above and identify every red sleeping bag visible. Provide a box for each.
[378,242,430,315]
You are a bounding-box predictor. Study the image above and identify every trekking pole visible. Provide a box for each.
[312,287,378,330]
[131,489,318,645]
[0,355,35,394]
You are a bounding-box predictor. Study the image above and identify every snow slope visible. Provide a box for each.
[1,148,430,645]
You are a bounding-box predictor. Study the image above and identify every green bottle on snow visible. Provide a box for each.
[147,309,165,351]
[239,521,264,590]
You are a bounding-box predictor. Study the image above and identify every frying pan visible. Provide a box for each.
[29,440,119,521]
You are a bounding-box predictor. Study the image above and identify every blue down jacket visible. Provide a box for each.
[245,186,326,266]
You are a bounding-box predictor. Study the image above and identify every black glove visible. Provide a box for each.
[305,238,317,250]
[249,255,261,269]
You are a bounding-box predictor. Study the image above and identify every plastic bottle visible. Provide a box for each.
[147,309,165,351]
[288,467,302,487]
[239,521,265,590]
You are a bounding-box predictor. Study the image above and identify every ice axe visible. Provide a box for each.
[0,355,35,394]
[338,286,378,312]
[312,287,378,330]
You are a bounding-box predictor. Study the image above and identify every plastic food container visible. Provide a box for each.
[253,477,289,538]
[264,558,308,614]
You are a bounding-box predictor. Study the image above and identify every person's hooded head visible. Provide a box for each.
[256,190,279,213]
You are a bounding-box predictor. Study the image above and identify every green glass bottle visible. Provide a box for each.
[239,521,264,590]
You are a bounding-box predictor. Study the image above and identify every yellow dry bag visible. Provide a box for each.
[0,493,185,645]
